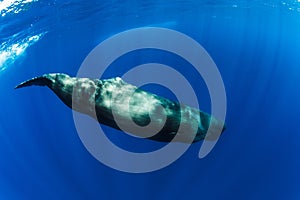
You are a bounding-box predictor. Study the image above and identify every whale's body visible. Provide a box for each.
[16,73,225,143]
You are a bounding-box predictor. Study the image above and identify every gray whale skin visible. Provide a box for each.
[16,73,225,143]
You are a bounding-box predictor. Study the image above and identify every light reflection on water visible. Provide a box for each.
[0,0,36,17]
[0,33,45,71]
[1,0,300,73]
[0,0,44,72]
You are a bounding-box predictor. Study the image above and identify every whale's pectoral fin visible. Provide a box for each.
[15,76,51,89]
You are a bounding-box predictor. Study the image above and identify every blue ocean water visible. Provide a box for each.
[1,0,300,199]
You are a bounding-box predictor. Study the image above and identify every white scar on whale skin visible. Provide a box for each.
[15,73,226,143]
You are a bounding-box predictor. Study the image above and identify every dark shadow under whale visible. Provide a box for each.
[16,73,226,143]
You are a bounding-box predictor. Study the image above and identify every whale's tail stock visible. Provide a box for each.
[15,73,75,110]
[15,75,52,89]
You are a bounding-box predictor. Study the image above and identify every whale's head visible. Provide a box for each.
[193,111,226,142]
[204,117,226,141]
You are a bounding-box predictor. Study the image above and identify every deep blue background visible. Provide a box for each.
[0,0,300,199]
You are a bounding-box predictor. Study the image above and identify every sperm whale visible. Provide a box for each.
[15,73,225,143]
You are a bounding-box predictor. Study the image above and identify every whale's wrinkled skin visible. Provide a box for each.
[16,73,225,143]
